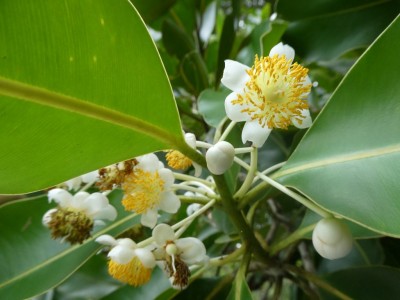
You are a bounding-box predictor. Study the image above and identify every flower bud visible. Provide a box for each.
[312,218,353,260]
[205,141,235,175]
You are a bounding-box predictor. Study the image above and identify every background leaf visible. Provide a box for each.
[0,0,182,194]
[277,0,400,61]
[0,192,139,299]
[275,16,400,236]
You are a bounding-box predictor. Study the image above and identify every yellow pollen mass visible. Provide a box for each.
[232,55,311,129]
[166,150,192,170]
[108,257,152,286]
[121,169,164,213]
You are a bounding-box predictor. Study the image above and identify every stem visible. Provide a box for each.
[178,195,210,205]
[209,246,245,267]
[212,174,271,264]
[233,157,330,218]
[218,120,237,142]
[234,147,253,154]
[234,147,258,199]
[270,224,315,255]
[172,184,219,199]
[173,172,215,187]
[285,265,352,300]
[252,162,286,184]
[213,116,229,142]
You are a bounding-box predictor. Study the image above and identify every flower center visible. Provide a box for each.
[108,256,152,286]
[232,55,311,129]
[166,150,192,170]
[121,168,164,213]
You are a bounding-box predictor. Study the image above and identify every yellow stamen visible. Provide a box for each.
[108,257,152,286]
[232,55,311,129]
[166,150,192,170]
[121,169,164,213]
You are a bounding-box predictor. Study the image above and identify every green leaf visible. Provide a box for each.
[198,88,230,127]
[275,16,400,236]
[277,0,400,61]
[162,18,195,59]
[0,192,139,299]
[129,0,177,23]
[0,0,183,194]
[180,51,209,96]
[226,272,253,300]
[321,266,400,300]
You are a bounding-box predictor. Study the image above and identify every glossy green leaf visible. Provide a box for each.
[215,14,235,87]
[275,16,400,236]
[130,0,177,23]
[0,0,183,194]
[162,18,195,59]
[198,88,230,127]
[277,0,400,61]
[321,266,400,300]
[0,192,138,299]
[180,51,209,96]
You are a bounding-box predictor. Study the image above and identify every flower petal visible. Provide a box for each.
[159,191,181,213]
[108,245,136,264]
[95,234,117,246]
[93,205,117,221]
[242,120,272,147]
[193,161,202,177]
[184,132,197,149]
[291,109,312,129]
[176,237,207,265]
[141,209,158,228]
[134,248,156,268]
[42,208,57,226]
[47,188,72,206]
[269,42,295,62]
[153,223,176,246]
[81,170,99,183]
[137,153,160,172]
[82,192,108,215]
[158,168,174,189]
[221,60,250,92]
[65,177,82,191]
[225,92,251,122]
[70,191,90,209]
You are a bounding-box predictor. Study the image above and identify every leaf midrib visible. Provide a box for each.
[0,76,180,148]
[274,143,400,179]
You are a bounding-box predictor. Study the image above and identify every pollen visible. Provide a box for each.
[232,55,311,129]
[108,257,152,286]
[121,169,164,213]
[166,150,192,170]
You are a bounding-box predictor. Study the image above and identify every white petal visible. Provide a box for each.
[94,220,105,226]
[176,237,207,265]
[108,245,135,264]
[93,205,117,221]
[186,203,202,216]
[269,42,295,62]
[225,92,251,122]
[116,238,137,248]
[184,133,197,149]
[65,177,82,191]
[242,121,272,147]
[42,208,57,226]
[159,191,181,213]
[158,168,174,189]
[134,248,156,268]
[141,209,158,228]
[70,191,90,209]
[81,170,99,183]
[153,223,175,246]
[137,153,160,172]
[291,109,312,129]
[221,60,250,92]
[82,193,109,215]
[47,188,73,207]
[95,234,117,246]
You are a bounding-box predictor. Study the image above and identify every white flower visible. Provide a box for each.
[121,153,180,228]
[221,42,312,147]
[166,133,202,177]
[312,218,353,260]
[96,235,155,286]
[205,141,235,175]
[45,188,117,226]
[65,170,99,191]
[152,224,208,289]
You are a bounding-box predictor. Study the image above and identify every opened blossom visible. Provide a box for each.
[152,223,207,289]
[43,189,117,244]
[221,42,312,147]
[96,235,156,286]
[121,153,180,228]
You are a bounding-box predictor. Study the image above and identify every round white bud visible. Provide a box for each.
[205,141,235,175]
[312,218,353,260]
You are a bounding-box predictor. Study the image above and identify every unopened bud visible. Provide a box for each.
[206,141,235,175]
[312,218,353,260]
